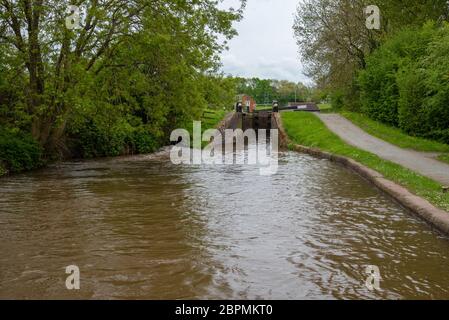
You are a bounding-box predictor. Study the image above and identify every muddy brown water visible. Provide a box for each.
[1,146,449,299]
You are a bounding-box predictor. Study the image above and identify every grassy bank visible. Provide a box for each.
[182,108,228,148]
[199,109,228,132]
[439,154,449,165]
[341,112,449,153]
[257,104,273,111]
[318,103,333,112]
[281,112,449,211]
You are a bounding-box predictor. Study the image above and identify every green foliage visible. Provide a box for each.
[281,112,449,211]
[329,89,345,110]
[203,77,238,111]
[310,88,328,104]
[0,127,43,174]
[68,116,159,159]
[198,109,227,148]
[0,0,245,170]
[396,64,427,135]
[318,104,332,111]
[130,127,159,154]
[418,25,449,143]
[358,23,435,126]
[294,0,449,96]
[357,22,449,144]
[235,78,311,105]
[438,154,449,165]
[236,78,275,104]
[199,109,227,131]
[376,0,449,31]
[294,0,449,144]
[66,97,160,159]
[342,112,449,152]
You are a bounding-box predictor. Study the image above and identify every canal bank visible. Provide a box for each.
[278,112,449,235]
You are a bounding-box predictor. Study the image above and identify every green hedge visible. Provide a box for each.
[0,128,43,175]
[357,22,449,144]
[358,23,435,126]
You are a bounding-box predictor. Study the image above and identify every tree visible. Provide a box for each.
[293,0,449,110]
[294,0,380,90]
[0,0,246,155]
[234,77,310,105]
[1,0,149,147]
[376,0,449,31]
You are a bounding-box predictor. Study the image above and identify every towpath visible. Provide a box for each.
[316,113,449,186]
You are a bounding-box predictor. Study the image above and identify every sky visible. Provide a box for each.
[219,0,310,84]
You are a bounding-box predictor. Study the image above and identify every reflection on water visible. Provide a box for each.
[1,146,449,299]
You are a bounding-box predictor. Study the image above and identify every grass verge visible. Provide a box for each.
[257,104,273,111]
[341,111,449,153]
[318,103,333,112]
[281,112,449,211]
[199,109,227,132]
[438,154,449,165]
[184,108,227,148]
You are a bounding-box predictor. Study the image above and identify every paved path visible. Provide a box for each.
[316,113,449,186]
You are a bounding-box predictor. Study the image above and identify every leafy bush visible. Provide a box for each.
[67,111,160,159]
[358,23,436,126]
[419,25,449,143]
[330,89,345,110]
[396,65,427,136]
[358,22,449,144]
[69,119,128,158]
[358,49,400,125]
[396,24,449,143]
[128,127,159,154]
[0,127,43,174]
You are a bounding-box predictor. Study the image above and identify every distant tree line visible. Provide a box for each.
[294,0,449,144]
[234,77,316,106]
[0,0,246,175]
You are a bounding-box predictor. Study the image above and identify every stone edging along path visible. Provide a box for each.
[272,113,449,236]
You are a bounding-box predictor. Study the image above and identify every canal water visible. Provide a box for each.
[1,146,449,299]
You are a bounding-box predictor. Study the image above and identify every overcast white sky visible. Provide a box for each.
[219,0,310,84]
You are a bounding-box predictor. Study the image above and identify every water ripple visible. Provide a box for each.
[1,148,449,299]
